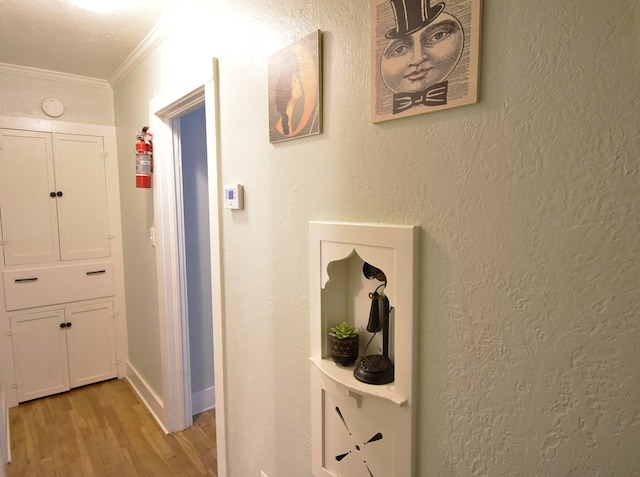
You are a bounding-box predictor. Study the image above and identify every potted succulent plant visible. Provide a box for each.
[328,321,360,366]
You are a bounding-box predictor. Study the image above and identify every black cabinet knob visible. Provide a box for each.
[60,323,66,329]
[56,191,63,197]
[50,192,56,197]
[66,322,72,328]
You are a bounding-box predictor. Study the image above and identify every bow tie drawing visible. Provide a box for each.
[392,81,448,114]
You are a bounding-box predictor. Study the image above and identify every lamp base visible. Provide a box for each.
[353,354,394,385]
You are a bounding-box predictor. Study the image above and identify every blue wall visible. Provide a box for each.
[180,105,214,396]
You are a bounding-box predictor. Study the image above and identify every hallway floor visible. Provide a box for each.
[4,378,217,476]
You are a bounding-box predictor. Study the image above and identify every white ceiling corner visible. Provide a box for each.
[0,0,178,86]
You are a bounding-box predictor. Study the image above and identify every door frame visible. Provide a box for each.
[149,59,227,477]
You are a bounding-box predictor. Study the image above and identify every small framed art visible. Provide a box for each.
[370,0,482,122]
[268,30,323,143]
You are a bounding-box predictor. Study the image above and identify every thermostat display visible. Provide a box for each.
[223,184,244,209]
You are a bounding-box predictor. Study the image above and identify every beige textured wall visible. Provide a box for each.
[0,71,114,124]
[114,0,640,475]
[112,57,163,395]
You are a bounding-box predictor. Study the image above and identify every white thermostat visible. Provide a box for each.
[223,183,244,209]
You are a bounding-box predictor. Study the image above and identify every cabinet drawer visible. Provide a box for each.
[3,263,114,311]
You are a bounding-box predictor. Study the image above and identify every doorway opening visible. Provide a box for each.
[149,64,227,477]
[177,105,215,416]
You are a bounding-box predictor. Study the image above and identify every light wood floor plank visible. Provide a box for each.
[3,378,218,477]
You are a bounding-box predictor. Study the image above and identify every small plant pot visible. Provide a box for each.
[329,335,359,366]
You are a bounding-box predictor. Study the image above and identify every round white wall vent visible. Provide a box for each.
[41,98,65,118]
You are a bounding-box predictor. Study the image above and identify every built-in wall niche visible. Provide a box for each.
[310,222,418,477]
[322,253,394,369]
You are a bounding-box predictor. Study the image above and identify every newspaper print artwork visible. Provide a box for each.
[370,0,481,122]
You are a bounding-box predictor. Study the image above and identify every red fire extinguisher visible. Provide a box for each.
[135,126,153,188]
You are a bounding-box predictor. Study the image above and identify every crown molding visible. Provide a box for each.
[108,12,172,87]
[0,115,116,137]
[0,62,110,88]
[0,6,173,89]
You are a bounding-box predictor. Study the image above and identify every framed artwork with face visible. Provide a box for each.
[268,31,323,143]
[370,0,482,123]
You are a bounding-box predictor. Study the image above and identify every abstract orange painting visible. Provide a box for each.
[268,31,323,143]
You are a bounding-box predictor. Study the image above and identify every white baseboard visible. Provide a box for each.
[0,389,9,466]
[125,362,169,434]
[191,386,215,414]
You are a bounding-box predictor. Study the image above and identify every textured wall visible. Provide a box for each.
[0,71,114,124]
[112,57,163,396]
[113,0,640,475]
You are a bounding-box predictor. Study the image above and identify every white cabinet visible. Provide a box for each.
[0,119,127,408]
[2,261,115,311]
[65,301,116,388]
[9,309,69,402]
[0,129,110,266]
[0,130,57,265]
[10,301,116,403]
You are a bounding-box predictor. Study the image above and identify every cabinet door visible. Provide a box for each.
[52,134,110,261]
[0,130,60,265]
[65,301,116,388]
[10,309,70,402]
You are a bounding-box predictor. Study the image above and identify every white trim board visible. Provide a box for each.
[0,389,9,465]
[126,364,168,435]
[108,11,172,87]
[0,63,109,88]
[192,386,216,415]
[149,58,227,477]
[0,116,116,137]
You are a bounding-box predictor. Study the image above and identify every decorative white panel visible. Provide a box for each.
[310,222,418,477]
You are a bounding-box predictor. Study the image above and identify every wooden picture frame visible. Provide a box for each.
[370,0,482,122]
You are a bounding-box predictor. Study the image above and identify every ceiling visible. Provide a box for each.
[0,0,178,82]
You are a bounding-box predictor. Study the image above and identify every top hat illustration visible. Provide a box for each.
[385,0,445,39]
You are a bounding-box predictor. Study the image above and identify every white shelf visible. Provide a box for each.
[310,222,418,477]
[309,356,407,407]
